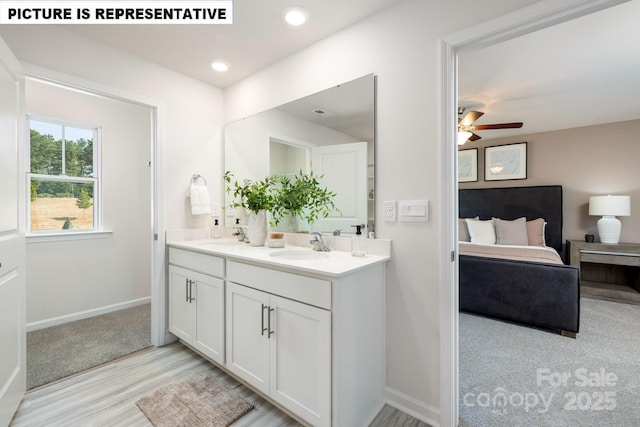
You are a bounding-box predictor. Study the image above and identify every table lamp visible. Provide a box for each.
[588,195,631,244]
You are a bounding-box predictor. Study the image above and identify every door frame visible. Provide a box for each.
[22,63,169,346]
[0,34,26,427]
[439,0,629,425]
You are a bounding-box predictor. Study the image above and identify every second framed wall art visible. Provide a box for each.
[484,142,527,181]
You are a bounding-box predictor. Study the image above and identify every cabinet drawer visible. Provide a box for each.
[581,251,640,267]
[169,247,225,277]
[227,260,331,310]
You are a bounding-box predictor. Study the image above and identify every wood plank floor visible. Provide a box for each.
[10,342,432,427]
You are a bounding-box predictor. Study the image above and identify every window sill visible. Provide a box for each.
[26,230,113,244]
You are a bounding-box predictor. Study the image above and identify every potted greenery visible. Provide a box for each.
[271,170,339,232]
[224,171,276,246]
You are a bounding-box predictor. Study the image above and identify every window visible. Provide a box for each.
[28,117,100,234]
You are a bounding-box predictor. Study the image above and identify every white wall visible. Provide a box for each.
[0,25,224,230]
[0,26,224,327]
[224,0,538,422]
[25,79,151,324]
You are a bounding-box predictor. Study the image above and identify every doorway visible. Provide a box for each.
[440,1,627,425]
[23,76,158,389]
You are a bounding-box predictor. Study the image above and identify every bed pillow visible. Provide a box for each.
[526,218,547,246]
[493,217,528,245]
[459,216,479,242]
[465,218,496,245]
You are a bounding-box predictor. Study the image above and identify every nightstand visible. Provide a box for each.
[567,240,640,305]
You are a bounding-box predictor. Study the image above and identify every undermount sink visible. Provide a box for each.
[269,250,329,261]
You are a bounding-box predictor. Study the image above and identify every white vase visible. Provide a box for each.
[248,210,268,246]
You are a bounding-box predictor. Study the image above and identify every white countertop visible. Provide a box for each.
[167,238,390,277]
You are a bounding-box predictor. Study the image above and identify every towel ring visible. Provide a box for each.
[191,174,207,186]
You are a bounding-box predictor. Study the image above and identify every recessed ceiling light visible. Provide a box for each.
[211,61,229,72]
[283,7,308,26]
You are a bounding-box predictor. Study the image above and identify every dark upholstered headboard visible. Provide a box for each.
[459,185,563,254]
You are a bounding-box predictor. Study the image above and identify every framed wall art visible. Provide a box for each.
[458,148,478,182]
[484,142,527,181]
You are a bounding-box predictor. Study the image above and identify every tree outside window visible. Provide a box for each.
[28,118,100,233]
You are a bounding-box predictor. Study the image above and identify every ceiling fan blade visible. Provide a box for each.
[468,132,482,141]
[459,110,484,126]
[473,122,523,130]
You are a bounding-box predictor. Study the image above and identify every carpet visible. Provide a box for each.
[459,297,640,426]
[27,303,151,390]
[136,370,254,427]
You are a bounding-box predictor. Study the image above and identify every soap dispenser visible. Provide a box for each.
[351,224,366,257]
[211,217,222,239]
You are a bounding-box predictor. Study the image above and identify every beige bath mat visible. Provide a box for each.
[136,370,254,426]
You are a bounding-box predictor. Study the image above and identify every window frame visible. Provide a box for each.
[26,115,103,237]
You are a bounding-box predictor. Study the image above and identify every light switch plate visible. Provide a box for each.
[398,200,429,222]
[384,200,396,222]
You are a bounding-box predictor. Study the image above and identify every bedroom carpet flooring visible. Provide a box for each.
[459,297,640,427]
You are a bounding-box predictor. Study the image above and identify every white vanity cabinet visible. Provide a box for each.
[226,281,331,427]
[168,248,225,365]
[225,259,384,427]
[167,241,388,427]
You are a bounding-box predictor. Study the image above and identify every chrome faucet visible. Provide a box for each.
[310,232,331,252]
[233,226,246,242]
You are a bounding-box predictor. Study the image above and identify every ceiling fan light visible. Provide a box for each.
[457,130,472,145]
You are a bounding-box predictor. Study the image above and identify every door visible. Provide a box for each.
[225,282,270,394]
[168,266,193,342]
[311,141,368,233]
[194,273,225,365]
[0,36,26,426]
[270,296,331,427]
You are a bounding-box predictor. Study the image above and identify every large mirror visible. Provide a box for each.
[224,74,375,236]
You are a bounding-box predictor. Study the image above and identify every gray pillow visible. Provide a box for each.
[493,217,528,246]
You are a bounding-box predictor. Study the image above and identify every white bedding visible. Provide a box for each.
[459,242,563,265]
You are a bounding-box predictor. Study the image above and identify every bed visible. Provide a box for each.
[458,185,580,337]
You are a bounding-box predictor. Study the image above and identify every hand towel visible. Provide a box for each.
[190,184,211,215]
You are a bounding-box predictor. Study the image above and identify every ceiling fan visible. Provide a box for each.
[457,107,523,145]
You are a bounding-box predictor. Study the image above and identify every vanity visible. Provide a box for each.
[167,237,390,427]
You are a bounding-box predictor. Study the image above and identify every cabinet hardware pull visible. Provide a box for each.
[185,278,189,302]
[188,279,195,303]
[268,307,275,338]
[261,304,267,336]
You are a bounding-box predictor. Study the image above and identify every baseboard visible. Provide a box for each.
[26,297,151,332]
[385,387,441,427]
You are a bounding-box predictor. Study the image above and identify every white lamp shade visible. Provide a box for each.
[589,195,631,216]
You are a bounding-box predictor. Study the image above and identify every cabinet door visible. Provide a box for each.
[168,266,193,341]
[194,273,225,364]
[270,296,331,427]
[226,282,270,394]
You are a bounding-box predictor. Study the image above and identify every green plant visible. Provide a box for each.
[271,170,339,226]
[224,171,277,214]
[76,188,92,218]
